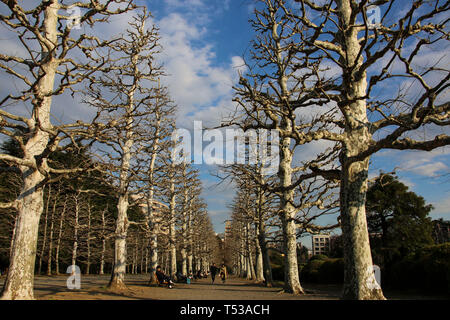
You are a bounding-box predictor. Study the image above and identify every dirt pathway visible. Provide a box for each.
[1,274,340,300]
[0,274,446,300]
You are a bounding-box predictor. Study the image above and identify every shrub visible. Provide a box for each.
[387,243,450,294]
[309,254,328,261]
[300,257,344,284]
[318,258,344,284]
[271,265,284,281]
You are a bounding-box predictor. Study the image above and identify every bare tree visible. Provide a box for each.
[138,81,176,283]
[233,0,449,299]
[227,0,340,293]
[0,0,135,300]
[83,8,163,291]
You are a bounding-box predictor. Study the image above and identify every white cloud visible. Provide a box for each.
[409,162,448,177]
[399,177,416,189]
[165,0,205,8]
[431,195,450,218]
[374,147,450,178]
[156,13,242,128]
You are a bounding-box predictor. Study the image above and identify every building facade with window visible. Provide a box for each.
[311,234,331,256]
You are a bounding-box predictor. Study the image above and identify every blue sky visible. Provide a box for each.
[2,1,446,237]
[136,0,450,235]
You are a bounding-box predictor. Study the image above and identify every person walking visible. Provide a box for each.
[209,263,219,284]
[219,264,227,284]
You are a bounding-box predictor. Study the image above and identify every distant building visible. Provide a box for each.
[311,234,330,256]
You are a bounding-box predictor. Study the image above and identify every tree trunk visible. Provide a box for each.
[146,126,159,282]
[254,224,265,282]
[9,215,17,260]
[85,198,91,275]
[168,172,177,278]
[47,188,58,275]
[108,194,129,291]
[55,196,67,275]
[1,174,44,300]
[71,194,80,269]
[337,0,385,300]
[1,1,58,299]
[148,233,158,283]
[180,210,188,276]
[259,229,273,287]
[278,135,304,294]
[187,210,194,275]
[100,238,106,275]
[108,92,134,290]
[140,236,145,274]
[145,244,148,274]
[38,185,51,275]
[99,208,106,275]
[245,223,255,280]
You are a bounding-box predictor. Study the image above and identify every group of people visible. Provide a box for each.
[209,263,227,284]
[154,263,228,289]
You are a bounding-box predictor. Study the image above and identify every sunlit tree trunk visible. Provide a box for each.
[337,0,385,300]
[38,185,51,275]
[99,208,107,275]
[168,169,177,278]
[71,193,80,269]
[55,196,67,275]
[47,188,58,275]
[1,1,57,300]
[279,133,304,294]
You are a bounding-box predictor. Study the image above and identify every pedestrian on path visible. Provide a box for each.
[209,263,219,284]
[220,264,227,284]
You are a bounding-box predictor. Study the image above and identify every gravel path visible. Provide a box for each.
[0,274,446,300]
[0,274,340,300]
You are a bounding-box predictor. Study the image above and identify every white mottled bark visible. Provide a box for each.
[99,208,106,275]
[180,185,189,276]
[337,0,385,300]
[278,134,304,294]
[1,1,58,300]
[108,43,137,289]
[245,223,255,280]
[55,196,67,275]
[38,185,50,275]
[47,189,57,275]
[146,119,160,283]
[85,199,91,275]
[109,194,129,290]
[254,225,265,282]
[109,121,133,289]
[71,194,80,268]
[148,232,158,282]
[168,170,177,278]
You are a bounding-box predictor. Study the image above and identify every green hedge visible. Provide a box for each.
[300,257,344,284]
[271,265,284,281]
[387,243,450,293]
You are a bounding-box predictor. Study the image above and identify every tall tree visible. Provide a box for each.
[0,0,135,300]
[366,174,434,265]
[234,0,449,299]
[285,0,448,299]
[227,0,341,294]
[84,9,163,291]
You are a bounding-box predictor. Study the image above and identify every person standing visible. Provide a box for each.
[209,263,219,284]
[220,264,227,284]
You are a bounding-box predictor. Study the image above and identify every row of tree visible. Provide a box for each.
[221,0,449,300]
[0,1,221,299]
